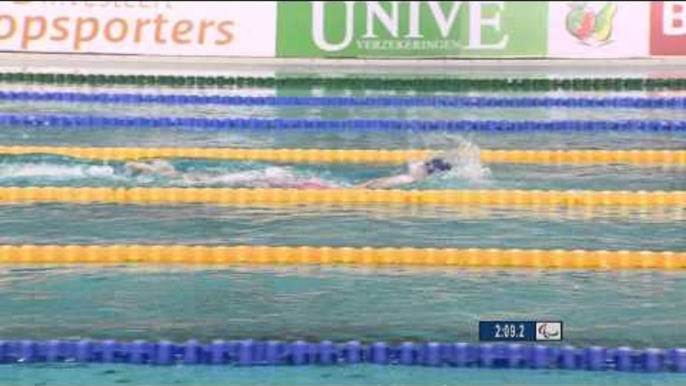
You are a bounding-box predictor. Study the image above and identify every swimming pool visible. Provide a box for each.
[0,57,685,385]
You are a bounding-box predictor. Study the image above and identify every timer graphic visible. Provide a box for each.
[479,321,563,342]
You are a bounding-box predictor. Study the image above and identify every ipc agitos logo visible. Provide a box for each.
[535,322,563,341]
[565,2,617,46]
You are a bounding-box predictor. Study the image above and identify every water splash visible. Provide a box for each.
[411,133,492,182]
[436,140,492,184]
[0,163,116,180]
[173,166,343,189]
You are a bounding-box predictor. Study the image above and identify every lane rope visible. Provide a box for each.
[1,72,685,91]
[0,245,685,270]
[0,339,684,371]
[0,188,683,207]
[2,114,686,131]
[4,90,686,109]
[1,146,685,165]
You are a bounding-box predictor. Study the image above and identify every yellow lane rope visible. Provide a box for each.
[1,146,685,165]
[0,188,683,207]
[0,245,684,269]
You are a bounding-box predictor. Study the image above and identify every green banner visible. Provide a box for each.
[277,1,548,58]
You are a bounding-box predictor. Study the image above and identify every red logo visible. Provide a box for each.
[565,2,617,46]
[651,2,686,55]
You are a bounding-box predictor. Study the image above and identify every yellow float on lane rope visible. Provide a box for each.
[0,245,683,270]
[0,187,683,207]
[0,146,684,165]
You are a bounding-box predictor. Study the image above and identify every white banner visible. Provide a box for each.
[548,1,649,58]
[0,1,276,57]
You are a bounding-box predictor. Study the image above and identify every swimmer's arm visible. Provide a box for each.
[125,161,179,177]
[355,174,416,189]
[125,162,156,174]
[182,171,262,185]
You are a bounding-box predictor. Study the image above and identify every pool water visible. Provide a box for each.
[0,205,684,251]
[4,364,686,386]
[0,267,684,348]
[1,155,685,191]
[0,64,685,385]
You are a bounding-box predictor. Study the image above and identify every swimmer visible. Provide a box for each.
[355,157,453,189]
[125,146,467,190]
[355,142,478,189]
[124,160,337,189]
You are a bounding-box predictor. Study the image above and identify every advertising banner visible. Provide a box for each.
[0,1,276,57]
[548,1,650,58]
[277,1,548,58]
[0,2,682,59]
[651,1,686,55]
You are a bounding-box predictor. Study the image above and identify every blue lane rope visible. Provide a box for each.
[1,339,684,371]
[2,90,686,109]
[1,113,686,131]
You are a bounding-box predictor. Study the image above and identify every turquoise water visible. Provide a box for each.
[3,364,686,386]
[0,267,685,348]
[5,364,686,386]
[0,78,685,385]
[1,266,686,384]
[0,205,684,251]
[1,126,685,150]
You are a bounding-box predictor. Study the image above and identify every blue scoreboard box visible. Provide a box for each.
[479,321,563,342]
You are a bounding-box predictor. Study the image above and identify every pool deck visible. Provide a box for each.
[1,52,686,77]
